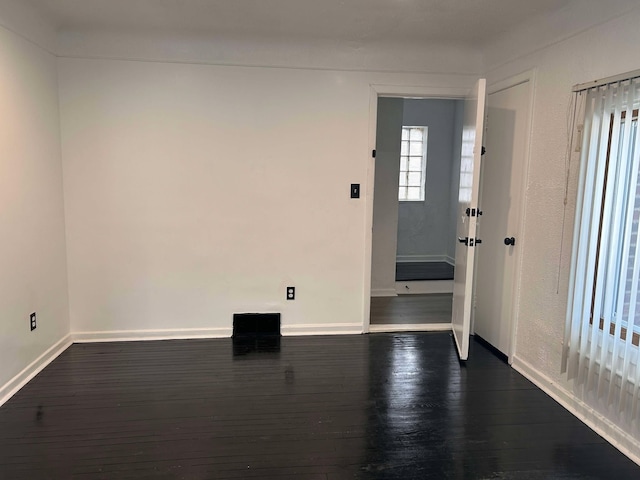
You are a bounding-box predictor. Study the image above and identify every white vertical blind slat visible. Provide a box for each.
[598,83,633,400]
[569,92,600,380]
[561,93,591,379]
[583,88,619,391]
[605,83,636,406]
[576,88,609,388]
[589,84,624,396]
[564,93,591,376]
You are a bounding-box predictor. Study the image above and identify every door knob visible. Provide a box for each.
[504,237,516,246]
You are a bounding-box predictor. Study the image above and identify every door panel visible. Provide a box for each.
[474,80,530,357]
[452,79,486,361]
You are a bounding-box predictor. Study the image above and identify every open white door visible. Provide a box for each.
[451,79,486,361]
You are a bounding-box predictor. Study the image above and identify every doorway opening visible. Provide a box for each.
[363,80,486,361]
[369,97,464,331]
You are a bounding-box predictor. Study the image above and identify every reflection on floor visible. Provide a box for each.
[2,333,639,479]
[370,293,452,325]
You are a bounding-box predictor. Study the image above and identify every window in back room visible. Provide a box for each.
[398,126,428,202]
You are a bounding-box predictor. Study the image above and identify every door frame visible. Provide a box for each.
[475,69,536,362]
[362,83,475,333]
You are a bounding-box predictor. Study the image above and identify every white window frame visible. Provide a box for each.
[398,126,428,202]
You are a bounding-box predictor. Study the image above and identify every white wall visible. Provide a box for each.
[56,31,483,76]
[397,99,461,263]
[0,22,69,391]
[59,58,477,334]
[371,97,403,295]
[482,1,640,457]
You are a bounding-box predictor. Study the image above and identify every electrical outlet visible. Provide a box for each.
[30,312,36,331]
[286,287,295,301]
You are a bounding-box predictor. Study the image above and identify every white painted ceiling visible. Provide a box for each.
[26,0,572,46]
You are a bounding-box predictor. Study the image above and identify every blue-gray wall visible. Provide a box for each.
[397,99,463,262]
[371,97,404,294]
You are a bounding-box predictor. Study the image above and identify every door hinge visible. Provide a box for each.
[481,146,486,155]
[466,207,484,217]
[372,149,377,158]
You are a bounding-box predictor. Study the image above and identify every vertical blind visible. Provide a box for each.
[564,75,640,426]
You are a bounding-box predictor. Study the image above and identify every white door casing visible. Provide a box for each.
[452,78,487,361]
[363,82,478,333]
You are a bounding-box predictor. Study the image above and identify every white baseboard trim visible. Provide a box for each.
[396,280,453,294]
[282,323,363,336]
[511,355,640,467]
[73,324,365,342]
[371,288,398,297]
[369,323,452,333]
[0,334,72,408]
[396,255,449,263]
[72,328,232,343]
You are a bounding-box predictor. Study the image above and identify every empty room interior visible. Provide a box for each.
[370,97,463,330]
[2,0,640,478]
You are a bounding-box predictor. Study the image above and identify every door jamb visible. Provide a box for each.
[363,84,472,333]
[483,69,536,363]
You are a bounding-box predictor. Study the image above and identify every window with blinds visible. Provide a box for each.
[564,73,640,423]
[594,109,640,345]
[399,126,428,201]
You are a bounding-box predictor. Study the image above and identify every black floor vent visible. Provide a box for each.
[233,313,281,337]
[232,313,281,355]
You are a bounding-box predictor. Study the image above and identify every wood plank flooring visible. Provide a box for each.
[1,333,639,479]
[370,294,452,324]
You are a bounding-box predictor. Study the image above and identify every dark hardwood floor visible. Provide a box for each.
[370,294,452,324]
[396,262,454,281]
[1,333,639,479]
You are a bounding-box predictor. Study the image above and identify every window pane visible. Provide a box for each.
[408,157,422,171]
[399,173,408,186]
[399,126,427,202]
[406,187,421,200]
[408,172,422,186]
[410,128,423,141]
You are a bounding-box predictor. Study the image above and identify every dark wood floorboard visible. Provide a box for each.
[396,262,454,281]
[370,294,452,324]
[1,334,639,479]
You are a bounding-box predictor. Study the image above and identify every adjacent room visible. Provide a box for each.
[2,0,640,477]
[370,97,463,330]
